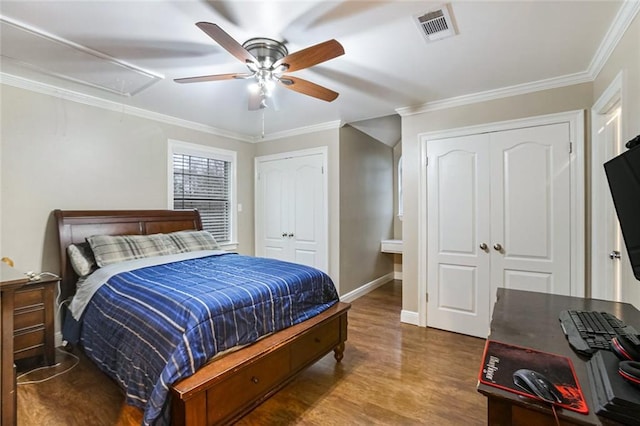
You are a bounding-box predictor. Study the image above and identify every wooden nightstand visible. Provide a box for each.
[1,263,29,426]
[13,276,57,366]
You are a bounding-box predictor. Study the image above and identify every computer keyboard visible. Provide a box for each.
[559,310,640,356]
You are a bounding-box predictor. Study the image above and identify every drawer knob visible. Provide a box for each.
[251,376,259,384]
[314,337,321,344]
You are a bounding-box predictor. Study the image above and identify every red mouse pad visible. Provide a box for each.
[479,340,588,414]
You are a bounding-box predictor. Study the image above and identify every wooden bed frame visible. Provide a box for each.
[54,209,350,425]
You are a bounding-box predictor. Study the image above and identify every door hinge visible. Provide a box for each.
[426,292,429,303]
[322,166,324,174]
[569,142,573,154]
[425,157,429,166]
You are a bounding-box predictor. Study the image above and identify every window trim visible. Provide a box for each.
[168,139,238,248]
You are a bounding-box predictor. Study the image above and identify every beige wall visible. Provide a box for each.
[253,128,342,290]
[593,13,640,305]
[0,85,256,276]
[400,83,593,315]
[339,125,394,295]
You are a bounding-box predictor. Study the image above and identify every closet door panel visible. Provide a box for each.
[501,142,551,258]
[427,134,491,338]
[503,270,553,294]
[290,154,326,271]
[256,161,289,261]
[489,123,571,300]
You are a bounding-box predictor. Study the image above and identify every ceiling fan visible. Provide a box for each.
[175,22,345,110]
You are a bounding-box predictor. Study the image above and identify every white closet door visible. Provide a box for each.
[255,151,328,272]
[489,124,572,303]
[426,123,573,338]
[256,159,290,262]
[427,134,492,338]
[289,154,327,270]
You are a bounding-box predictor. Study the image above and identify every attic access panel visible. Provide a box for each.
[0,17,162,96]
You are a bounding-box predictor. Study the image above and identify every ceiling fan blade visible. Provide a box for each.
[274,39,344,73]
[174,73,252,84]
[278,75,339,102]
[196,22,258,65]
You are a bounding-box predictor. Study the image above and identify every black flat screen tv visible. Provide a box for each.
[604,144,640,281]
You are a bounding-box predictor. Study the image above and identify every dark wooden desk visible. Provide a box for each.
[477,288,640,426]
[1,263,29,426]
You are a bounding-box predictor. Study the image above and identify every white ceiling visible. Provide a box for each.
[0,1,628,143]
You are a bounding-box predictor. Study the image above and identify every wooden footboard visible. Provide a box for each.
[171,301,350,424]
[170,301,349,426]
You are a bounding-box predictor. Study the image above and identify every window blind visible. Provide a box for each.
[173,153,230,243]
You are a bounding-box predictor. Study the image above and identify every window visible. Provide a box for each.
[169,140,236,245]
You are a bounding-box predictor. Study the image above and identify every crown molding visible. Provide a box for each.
[397,0,639,118]
[0,72,254,142]
[396,70,593,117]
[587,0,640,80]
[252,119,343,142]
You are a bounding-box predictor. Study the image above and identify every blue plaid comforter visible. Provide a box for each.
[77,253,339,425]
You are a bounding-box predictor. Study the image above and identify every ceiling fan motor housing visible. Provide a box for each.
[242,38,288,69]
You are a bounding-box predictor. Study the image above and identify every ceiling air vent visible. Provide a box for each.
[414,4,458,43]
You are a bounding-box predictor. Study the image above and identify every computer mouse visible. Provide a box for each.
[513,369,564,404]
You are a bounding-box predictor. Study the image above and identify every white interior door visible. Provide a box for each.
[256,159,289,262]
[593,106,632,303]
[427,123,573,338]
[255,151,328,272]
[289,155,327,270]
[489,124,572,305]
[427,134,492,338]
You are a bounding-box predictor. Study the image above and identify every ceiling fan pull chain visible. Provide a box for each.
[261,109,265,139]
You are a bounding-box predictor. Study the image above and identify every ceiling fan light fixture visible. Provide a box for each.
[248,82,261,93]
[264,78,276,92]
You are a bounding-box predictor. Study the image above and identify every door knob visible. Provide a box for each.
[479,243,488,251]
[282,232,287,237]
[288,233,294,238]
[610,250,621,259]
[493,243,503,251]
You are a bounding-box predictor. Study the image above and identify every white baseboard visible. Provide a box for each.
[55,331,63,347]
[340,272,394,303]
[394,271,403,280]
[400,310,419,325]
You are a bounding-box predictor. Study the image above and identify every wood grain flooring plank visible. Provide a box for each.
[17,280,487,425]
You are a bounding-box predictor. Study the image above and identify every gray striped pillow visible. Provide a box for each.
[87,234,175,267]
[165,230,220,253]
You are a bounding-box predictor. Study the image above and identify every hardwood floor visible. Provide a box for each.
[17,280,487,425]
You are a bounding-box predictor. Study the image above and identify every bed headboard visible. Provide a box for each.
[54,209,202,303]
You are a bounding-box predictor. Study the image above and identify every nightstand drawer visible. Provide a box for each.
[14,327,45,355]
[14,307,45,331]
[12,277,58,365]
[14,286,46,310]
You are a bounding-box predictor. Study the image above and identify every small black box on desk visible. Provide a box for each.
[587,350,640,425]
